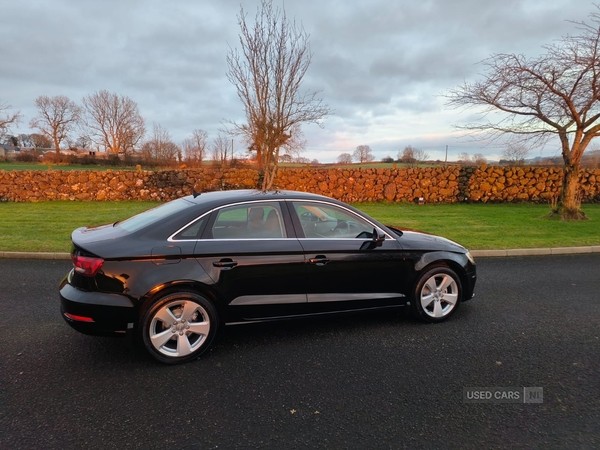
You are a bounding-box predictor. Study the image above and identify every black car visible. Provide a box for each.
[60,189,477,364]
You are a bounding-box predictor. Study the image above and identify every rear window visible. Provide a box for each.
[116,198,194,233]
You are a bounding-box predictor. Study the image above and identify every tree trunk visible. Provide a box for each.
[555,164,587,220]
[54,134,61,155]
[256,147,263,169]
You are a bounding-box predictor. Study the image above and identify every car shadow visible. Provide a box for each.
[67,303,476,366]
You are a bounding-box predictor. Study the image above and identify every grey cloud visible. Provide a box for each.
[1,0,594,160]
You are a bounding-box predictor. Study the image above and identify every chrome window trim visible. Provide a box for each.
[168,197,394,242]
[297,238,390,241]
[168,199,287,243]
[168,210,212,242]
[198,238,297,241]
[285,198,395,240]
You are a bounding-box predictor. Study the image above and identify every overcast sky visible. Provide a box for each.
[1,0,595,162]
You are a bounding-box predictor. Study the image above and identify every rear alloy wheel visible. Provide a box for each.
[411,266,462,323]
[141,291,218,364]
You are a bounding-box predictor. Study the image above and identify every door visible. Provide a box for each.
[288,200,407,314]
[194,200,307,321]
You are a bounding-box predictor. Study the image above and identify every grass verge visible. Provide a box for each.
[0,162,140,171]
[0,201,599,253]
[0,201,159,252]
[355,202,600,250]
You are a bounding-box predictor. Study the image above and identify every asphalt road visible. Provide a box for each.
[1,255,599,450]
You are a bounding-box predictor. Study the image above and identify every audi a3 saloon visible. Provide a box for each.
[60,189,477,364]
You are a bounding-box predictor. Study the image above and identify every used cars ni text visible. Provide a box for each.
[59,190,477,364]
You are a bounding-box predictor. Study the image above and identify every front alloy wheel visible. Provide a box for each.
[141,291,218,364]
[411,266,461,323]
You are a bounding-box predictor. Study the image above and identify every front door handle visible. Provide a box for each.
[213,259,238,269]
[309,255,330,266]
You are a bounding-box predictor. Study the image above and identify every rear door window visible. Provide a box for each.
[210,202,286,239]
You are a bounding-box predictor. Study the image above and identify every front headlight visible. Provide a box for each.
[465,251,476,265]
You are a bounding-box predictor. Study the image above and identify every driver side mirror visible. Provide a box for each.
[360,228,385,250]
[373,228,385,247]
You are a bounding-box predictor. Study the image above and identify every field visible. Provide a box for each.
[0,201,598,253]
[0,162,138,171]
[0,161,438,172]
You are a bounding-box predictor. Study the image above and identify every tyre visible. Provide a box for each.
[411,266,462,323]
[141,291,218,364]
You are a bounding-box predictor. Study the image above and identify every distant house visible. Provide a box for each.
[0,144,21,158]
[70,148,110,159]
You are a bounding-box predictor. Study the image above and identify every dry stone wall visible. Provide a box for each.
[467,165,599,203]
[0,165,598,203]
[275,167,462,203]
[0,167,258,202]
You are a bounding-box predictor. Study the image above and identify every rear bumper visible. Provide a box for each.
[59,277,136,337]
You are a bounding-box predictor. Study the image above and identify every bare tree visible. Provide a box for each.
[279,124,307,161]
[399,145,415,165]
[472,153,487,165]
[447,7,600,219]
[141,123,179,163]
[182,129,208,165]
[502,143,530,166]
[73,135,92,150]
[337,153,353,164]
[456,152,472,164]
[82,90,145,156]
[400,145,429,166]
[413,148,430,165]
[279,153,293,163]
[211,134,232,167]
[353,145,374,163]
[226,0,330,189]
[29,95,81,154]
[0,101,21,136]
[30,133,53,149]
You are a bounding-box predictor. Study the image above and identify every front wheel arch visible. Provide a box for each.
[410,264,463,323]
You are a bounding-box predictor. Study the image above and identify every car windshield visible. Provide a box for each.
[116,198,194,233]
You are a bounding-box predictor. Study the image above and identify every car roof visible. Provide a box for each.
[185,189,340,207]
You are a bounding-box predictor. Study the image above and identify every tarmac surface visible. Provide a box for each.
[2,246,600,259]
[1,254,599,449]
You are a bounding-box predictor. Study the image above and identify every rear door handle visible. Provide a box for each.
[309,255,330,266]
[213,259,238,269]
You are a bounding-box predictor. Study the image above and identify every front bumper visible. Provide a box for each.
[462,265,477,302]
[59,276,136,337]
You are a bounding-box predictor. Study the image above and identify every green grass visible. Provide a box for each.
[298,162,434,169]
[0,162,141,171]
[0,201,159,252]
[354,203,600,250]
[1,161,437,172]
[0,201,599,253]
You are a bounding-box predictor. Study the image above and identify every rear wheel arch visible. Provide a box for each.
[140,290,219,364]
[138,281,224,321]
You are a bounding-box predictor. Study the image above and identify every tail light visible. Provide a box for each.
[64,312,95,322]
[71,254,104,277]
